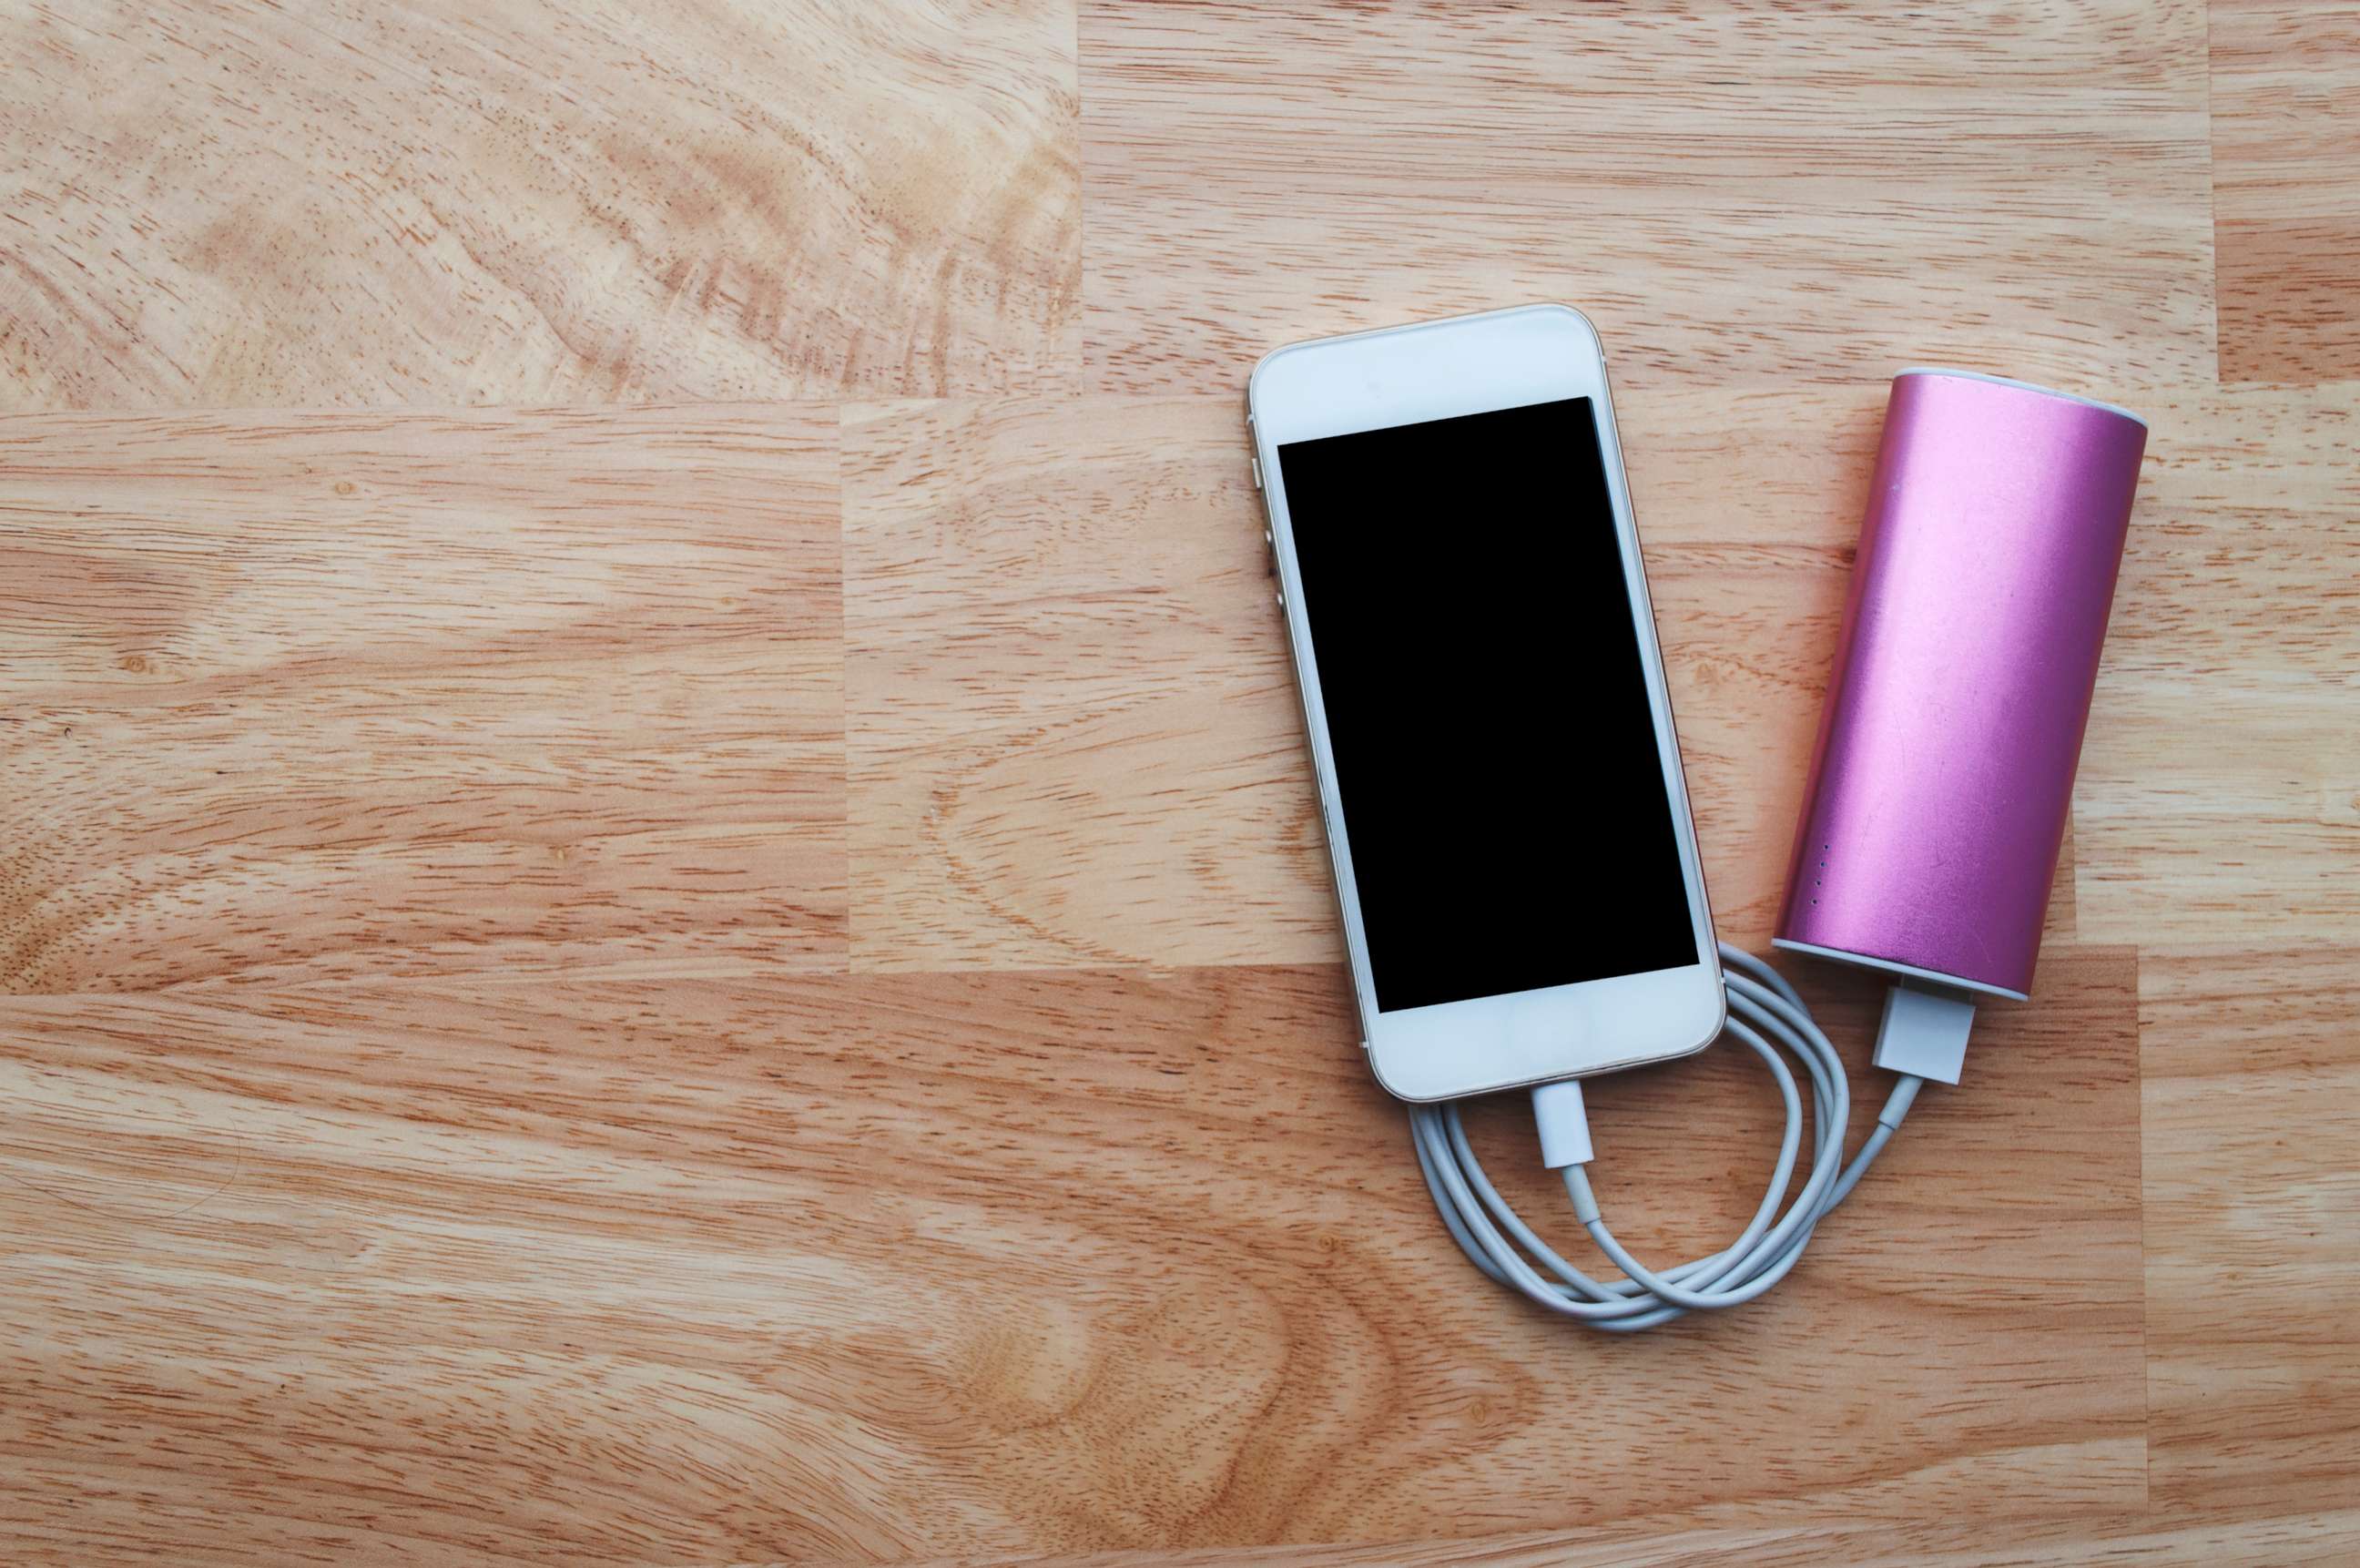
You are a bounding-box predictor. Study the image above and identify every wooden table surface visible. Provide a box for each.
[2,3,2354,1563]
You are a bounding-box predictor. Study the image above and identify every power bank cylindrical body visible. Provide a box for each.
[1775,370,2148,1000]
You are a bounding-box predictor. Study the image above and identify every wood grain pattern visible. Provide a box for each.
[0,408,845,991]
[925,1509,2360,1567]
[2140,946,2360,1519]
[2072,386,2360,944]
[2211,0,2360,382]
[844,397,1338,972]
[1077,0,2215,394]
[0,1,1080,404]
[0,948,2141,1562]
[2,0,2357,1561]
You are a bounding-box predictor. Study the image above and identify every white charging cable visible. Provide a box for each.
[1410,942,1969,1331]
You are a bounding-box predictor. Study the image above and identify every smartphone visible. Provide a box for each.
[1247,304,1724,1102]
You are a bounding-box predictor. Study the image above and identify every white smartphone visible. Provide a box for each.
[1247,304,1724,1102]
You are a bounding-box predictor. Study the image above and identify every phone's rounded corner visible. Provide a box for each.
[1646,960,1729,1066]
[1676,978,1731,1062]
[1521,301,1604,349]
[1246,337,1315,421]
[1364,1038,1451,1106]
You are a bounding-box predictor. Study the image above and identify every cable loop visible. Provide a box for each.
[1410,942,1918,1331]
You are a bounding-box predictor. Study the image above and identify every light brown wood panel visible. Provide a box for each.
[0,407,844,992]
[1076,1,2214,394]
[0,946,2139,1563]
[2071,386,2360,945]
[2140,947,2360,1518]
[923,1508,2360,1567]
[843,396,1338,972]
[2211,0,2360,382]
[0,1,1080,406]
[844,389,2080,975]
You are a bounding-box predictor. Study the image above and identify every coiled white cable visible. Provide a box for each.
[1410,942,1928,1331]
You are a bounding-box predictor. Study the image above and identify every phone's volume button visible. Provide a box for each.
[1250,455,1263,490]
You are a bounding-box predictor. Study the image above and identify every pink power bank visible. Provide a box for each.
[1775,370,2148,1000]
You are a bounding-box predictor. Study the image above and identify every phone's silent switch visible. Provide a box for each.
[1275,586,1286,612]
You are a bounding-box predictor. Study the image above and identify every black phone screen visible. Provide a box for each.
[1275,396,1698,1013]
